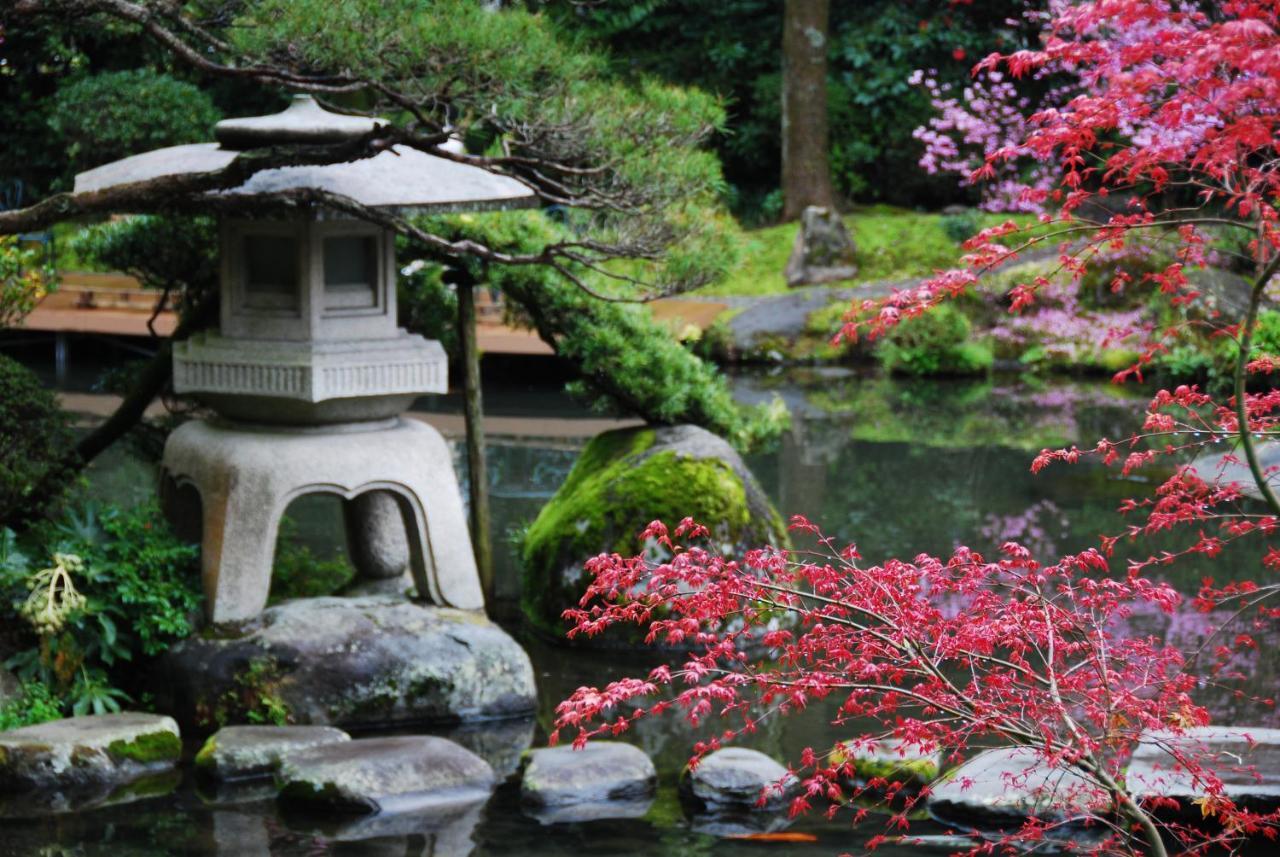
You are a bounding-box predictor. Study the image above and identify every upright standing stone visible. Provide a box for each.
[784,206,858,287]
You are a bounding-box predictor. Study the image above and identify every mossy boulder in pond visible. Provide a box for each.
[154,596,536,733]
[521,425,787,638]
[0,712,181,815]
[832,738,941,791]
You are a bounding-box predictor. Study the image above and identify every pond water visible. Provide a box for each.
[22,367,1280,856]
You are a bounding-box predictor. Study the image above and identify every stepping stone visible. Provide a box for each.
[195,724,350,781]
[680,747,794,812]
[834,738,941,789]
[520,742,656,823]
[277,735,494,814]
[1128,726,1280,819]
[0,712,181,794]
[927,747,1098,830]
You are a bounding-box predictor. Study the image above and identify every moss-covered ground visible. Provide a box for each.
[700,205,1032,298]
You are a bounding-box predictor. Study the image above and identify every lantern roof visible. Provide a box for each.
[73,95,537,214]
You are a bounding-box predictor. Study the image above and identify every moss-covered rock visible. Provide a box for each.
[0,713,181,814]
[519,424,787,640]
[830,738,941,791]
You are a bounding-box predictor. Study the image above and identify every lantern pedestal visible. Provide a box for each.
[160,417,484,624]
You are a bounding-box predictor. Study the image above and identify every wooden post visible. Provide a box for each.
[455,271,494,605]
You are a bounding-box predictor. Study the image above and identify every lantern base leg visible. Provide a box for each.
[160,416,484,625]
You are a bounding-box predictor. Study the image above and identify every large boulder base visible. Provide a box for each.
[1128,726,1280,819]
[195,724,351,781]
[277,735,494,815]
[0,713,181,814]
[520,424,787,639]
[521,742,656,824]
[927,747,1099,830]
[154,596,536,732]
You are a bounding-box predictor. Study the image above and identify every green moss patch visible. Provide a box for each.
[106,730,181,765]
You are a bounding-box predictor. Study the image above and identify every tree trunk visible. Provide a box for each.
[781,0,837,221]
[456,273,495,606]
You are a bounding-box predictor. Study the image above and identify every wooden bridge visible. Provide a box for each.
[11,270,557,383]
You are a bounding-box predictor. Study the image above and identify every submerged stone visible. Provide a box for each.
[520,742,656,824]
[276,734,495,815]
[927,747,1098,830]
[154,596,537,731]
[520,424,787,641]
[0,713,181,816]
[1128,726,1280,819]
[680,747,794,813]
[195,724,351,781]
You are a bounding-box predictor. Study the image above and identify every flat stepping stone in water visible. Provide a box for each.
[195,725,351,781]
[1128,726,1280,819]
[277,735,495,814]
[681,747,794,813]
[927,747,1100,830]
[520,742,656,824]
[0,712,181,794]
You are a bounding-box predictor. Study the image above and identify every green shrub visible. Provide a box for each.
[0,355,77,530]
[0,680,62,730]
[0,503,202,716]
[47,70,221,175]
[1,235,56,329]
[269,517,355,603]
[877,304,993,376]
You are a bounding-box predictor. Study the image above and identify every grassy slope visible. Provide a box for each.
[701,205,1029,298]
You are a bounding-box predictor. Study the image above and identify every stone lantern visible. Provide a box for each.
[74,96,536,623]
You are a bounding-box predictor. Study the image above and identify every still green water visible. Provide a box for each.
[20,368,1276,856]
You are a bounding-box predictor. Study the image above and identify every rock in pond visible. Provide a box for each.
[519,424,787,640]
[154,596,537,731]
[927,747,1099,830]
[277,735,495,815]
[520,742,656,824]
[834,738,941,790]
[0,713,181,815]
[681,747,794,813]
[1128,726,1280,819]
[195,724,350,781]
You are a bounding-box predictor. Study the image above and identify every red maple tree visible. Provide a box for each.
[555,2,1280,854]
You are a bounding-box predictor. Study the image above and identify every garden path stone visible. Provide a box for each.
[195,724,350,781]
[0,712,181,815]
[520,742,656,823]
[154,596,536,731]
[926,747,1097,830]
[277,734,495,814]
[1128,726,1280,817]
[680,747,794,812]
